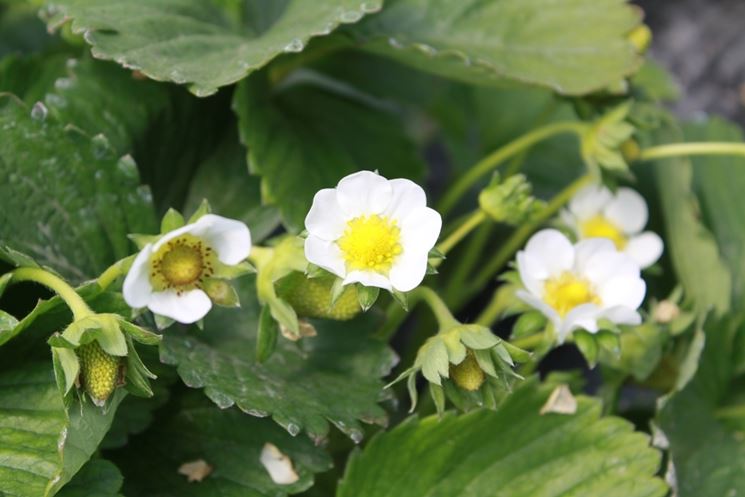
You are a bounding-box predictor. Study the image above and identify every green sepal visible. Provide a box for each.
[573,330,598,367]
[418,337,449,386]
[269,297,299,337]
[406,373,419,413]
[357,285,380,312]
[428,247,446,260]
[124,336,157,398]
[425,263,439,275]
[203,278,240,308]
[213,260,256,279]
[457,325,500,349]
[256,305,279,363]
[154,313,175,331]
[512,311,548,338]
[429,382,446,416]
[60,314,128,356]
[118,319,162,345]
[502,341,532,363]
[305,263,325,279]
[390,289,409,311]
[160,207,185,233]
[597,318,621,334]
[329,277,346,308]
[52,346,80,396]
[188,198,212,223]
[0,273,12,299]
[128,233,159,250]
[596,330,621,357]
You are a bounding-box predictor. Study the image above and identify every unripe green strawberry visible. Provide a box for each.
[277,272,361,321]
[77,341,121,405]
[450,352,485,392]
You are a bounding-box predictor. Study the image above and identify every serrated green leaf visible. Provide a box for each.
[0,97,156,283]
[338,380,667,497]
[233,72,424,230]
[352,0,641,95]
[160,278,396,442]
[256,305,279,363]
[57,458,124,497]
[114,396,332,496]
[44,0,382,96]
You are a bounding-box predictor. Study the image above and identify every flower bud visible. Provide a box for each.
[450,352,485,392]
[77,341,121,406]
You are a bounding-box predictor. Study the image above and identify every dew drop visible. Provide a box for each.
[286,423,301,436]
[117,154,139,180]
[91,134,111,159]
[360,1,381,13]
[340,10,363,22]
[54,77,73,90]
[45,94,67,109]
[30,102,48,121]
[388,37,405,49]
[283,38,305,53]
[349,429,364,444]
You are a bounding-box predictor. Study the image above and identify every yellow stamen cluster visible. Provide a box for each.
[149,234,216,293]
[580,215,627,249]
[543,272,601,317]
[338,215,402,273]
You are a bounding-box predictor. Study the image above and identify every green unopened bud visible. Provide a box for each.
[479,173,544,225]
[450,352,485,392]
[277,272,361,321]
[77,341,121,406]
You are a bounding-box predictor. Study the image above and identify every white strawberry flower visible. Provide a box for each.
[304,170,442,292]
[123,214,251,324]
[516,229,645,343]
[561,184,663,268]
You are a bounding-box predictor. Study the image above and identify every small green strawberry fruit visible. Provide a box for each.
[277,272,361,321]
[77,341,121,406]
[450,352,485,392]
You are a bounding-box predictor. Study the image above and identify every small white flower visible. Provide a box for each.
[123,214,251,324]
[516,229,645,343]
[304,170,442,292]
[561,184,663,268]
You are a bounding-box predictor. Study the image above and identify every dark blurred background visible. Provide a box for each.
[637,0,745,127]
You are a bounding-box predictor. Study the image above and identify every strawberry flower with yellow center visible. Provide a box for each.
[304,170,442,292]
[561,184,663,268]
[516,229,646,343]
[123,213,251,324]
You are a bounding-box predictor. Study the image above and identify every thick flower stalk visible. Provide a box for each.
[561,184,663,268]
[123,208,252,324]
[516,229,646,343]
[304,170,442,293]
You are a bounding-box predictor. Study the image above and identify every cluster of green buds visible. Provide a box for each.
[580,102,636,173]
[388,287,528,414]
[49,312,161,406]
[478,173,545,225]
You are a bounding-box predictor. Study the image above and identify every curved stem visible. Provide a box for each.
[438,121,587,215]
[375,286,457,341]
[639,142,745,162]
[434,210,486,262]
[510,331,547,350]
[468,174,593,297]
[10,267,93,320]
[443,221,492,304]
[97,255,134,291]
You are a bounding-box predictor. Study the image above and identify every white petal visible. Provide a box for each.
[189,214,252,265]
[516,290,560,326]
[568,184,612,220]
[383,178,427,222]
[601,306,642,326]
[343,270,392,291]
[561,303,602,338]
[599,275,646,310]
[625,232,664,269]
[305,188,348,240]
[400,207,442,253]
[304,235,346,278]
[335,170,392,218]
[123,244,155,308]
[389,249,429,292]
[522,229,574,276]
[575,242,639,286]
[604,187,648,234]
[516,252,547,296]
[148,289,212,324]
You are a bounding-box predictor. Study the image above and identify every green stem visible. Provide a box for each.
[10,267,93,320]
[438,121,587,215]
[639,142,745,162]
[97,255,134,291]
[375,286,456,341]
[467,174,593,298]
[434,210,487,262]
[475,287,511,326]
[443,221,493,304]
[715,404,745,420]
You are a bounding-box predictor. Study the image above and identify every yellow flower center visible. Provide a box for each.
[580,215,627,249]
[150,235,216,291]
[543,272,601,317]
[337,215,402,273]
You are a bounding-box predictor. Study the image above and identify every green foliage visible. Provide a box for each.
[43,0,383,96]
[338,380,667,497]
